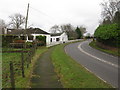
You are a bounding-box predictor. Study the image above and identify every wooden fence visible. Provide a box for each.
[2,43,37,88]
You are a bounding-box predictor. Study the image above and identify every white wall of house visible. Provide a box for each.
[60,32,68,43]
[50,32,68,45]
[25,32,68,47]
[50,36,61,44]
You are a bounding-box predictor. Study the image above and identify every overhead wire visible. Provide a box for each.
[29,6,57,24]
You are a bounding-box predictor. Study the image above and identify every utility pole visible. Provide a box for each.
[24,3,29,48]
[25,3,29,30]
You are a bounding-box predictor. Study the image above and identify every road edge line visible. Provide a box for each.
[64,42,116,88]
[78,43,118,68]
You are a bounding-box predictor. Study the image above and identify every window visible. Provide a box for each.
[56,38,60,41]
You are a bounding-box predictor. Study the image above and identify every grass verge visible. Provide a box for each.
[89,41,120,56]
[51,42,112,88]
[2,46,48,88]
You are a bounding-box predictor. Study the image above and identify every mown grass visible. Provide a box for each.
[51,43,112,88]
[2,46,48,88]
[89,41,120,56]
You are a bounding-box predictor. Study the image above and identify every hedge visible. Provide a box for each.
[94,23,120,47]
[36,35,46,46]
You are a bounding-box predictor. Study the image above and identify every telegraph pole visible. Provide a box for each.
[24,3,29,48]
[25,3,29,30]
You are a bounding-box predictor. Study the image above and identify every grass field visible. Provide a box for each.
[89,41,120,56]
[2,52,23,88]
[2,46,48,88]
[51,43,112,88]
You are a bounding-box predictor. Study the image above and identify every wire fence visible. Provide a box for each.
[2,43,37,88]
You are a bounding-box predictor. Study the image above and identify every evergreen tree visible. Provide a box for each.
[113,11,120,24]
[75,27,82,39]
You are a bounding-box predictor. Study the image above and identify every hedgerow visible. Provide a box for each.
[94,23,120,47]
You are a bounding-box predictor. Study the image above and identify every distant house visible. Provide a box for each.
[4,28,68,46]
[50,32,68,45]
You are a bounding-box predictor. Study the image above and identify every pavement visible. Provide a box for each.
[65,40,118,88]
[30,47,63,88]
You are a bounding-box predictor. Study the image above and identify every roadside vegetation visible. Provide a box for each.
[89,40,120,56]
[49,24,86,40]
[93,0,120,56]
[2,46,48,88]
[94,23,120,48]
[51,42,112,88]
[93,23,120,57]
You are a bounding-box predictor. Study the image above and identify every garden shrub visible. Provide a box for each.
[2,35,17,47]
[26,42,33,48]
[94,23,120,47]
[36,35,46,46]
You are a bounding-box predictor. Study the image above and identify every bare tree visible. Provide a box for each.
[79,25,87,35]
[60,24,75,32]
[49,25,61,33]
[0,19,6,34]
[50,24,86,40]
[101,0,119,22]
[9,13,25,29]
[0,19,6,29]
[60,24,77,40]
[117,1,120,11]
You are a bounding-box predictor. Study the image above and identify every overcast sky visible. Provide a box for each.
[0,0,103,34]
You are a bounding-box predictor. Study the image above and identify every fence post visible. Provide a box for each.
[26,53,29,68]
[33,41,36,55]
[35,42,37,50]
[21,52,25,77]
[32,45,34,56]
[10,61,15,88]
[27,52,31,68]
[27,48,32,66]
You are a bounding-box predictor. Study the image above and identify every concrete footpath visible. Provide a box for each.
[30,47,63,88]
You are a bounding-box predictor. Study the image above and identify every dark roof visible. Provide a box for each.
[7,28,50,35]
[50,33,63,36]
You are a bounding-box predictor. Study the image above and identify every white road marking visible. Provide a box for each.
[65,41,116,88]
[78,43,118,68]
[84,67,107,83]
[84,65,116,88]
[88,43,117,59]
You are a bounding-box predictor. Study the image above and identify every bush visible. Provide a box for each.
[37,41,45,46]
[13,37,25,43]
[36,35,46,46]
[94,23,120,47]
[26,42,33,48]
[85,36,91,39]
[2,35,18,47]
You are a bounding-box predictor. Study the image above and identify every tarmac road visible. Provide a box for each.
[65,40,118,88]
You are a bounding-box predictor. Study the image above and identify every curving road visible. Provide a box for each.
[65,40,118,88]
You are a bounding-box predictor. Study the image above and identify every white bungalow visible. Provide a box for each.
[6,28,68,46]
